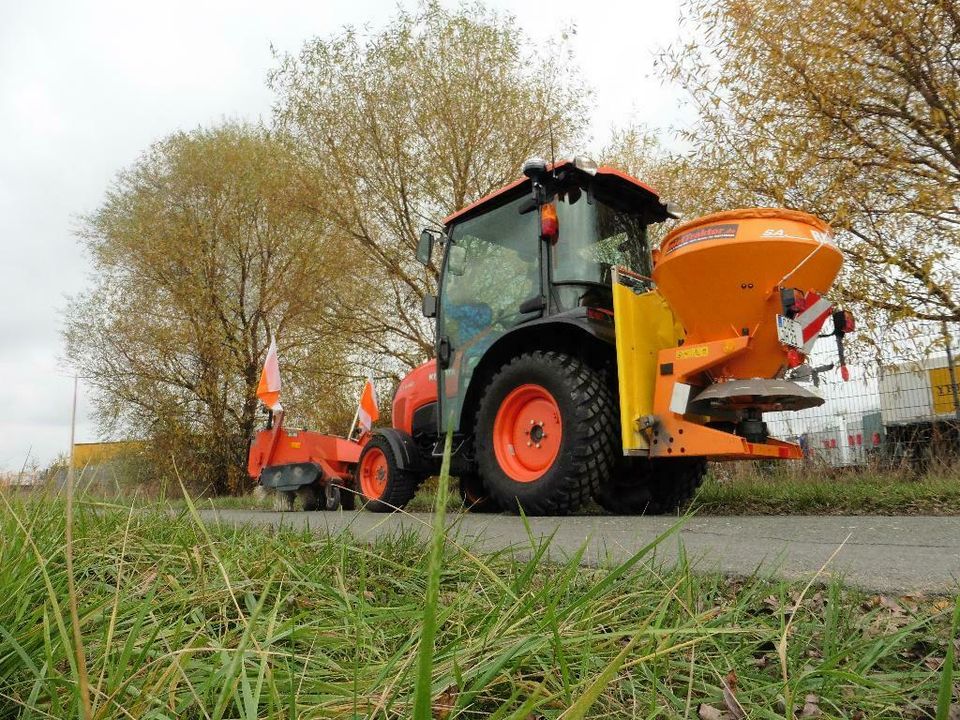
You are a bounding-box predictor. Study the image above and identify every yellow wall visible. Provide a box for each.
[929,364,960,416]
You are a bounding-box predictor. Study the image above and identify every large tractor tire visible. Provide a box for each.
[595,457,707,515]
[474,351,618,515]
[356,434,419,513]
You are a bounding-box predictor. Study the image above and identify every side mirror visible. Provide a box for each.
[422,294,437,318]
[416,229,434,265]
[447,245,467,276]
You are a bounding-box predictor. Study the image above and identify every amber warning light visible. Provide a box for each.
[540,203,558,243]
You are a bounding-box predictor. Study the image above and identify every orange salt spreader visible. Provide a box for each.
[613,207,852,461]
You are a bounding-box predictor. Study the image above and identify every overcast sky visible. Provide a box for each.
[0,0,690,471]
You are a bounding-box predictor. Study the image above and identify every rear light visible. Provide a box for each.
[840,364,850,381]
[786,347,804,368]
[540,203,558,243]
[833,309,855,334]
[780,287,807,318]
[586,307,614,324]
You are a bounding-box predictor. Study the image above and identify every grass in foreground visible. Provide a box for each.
[0,492,958,719]
[693,465,960,516]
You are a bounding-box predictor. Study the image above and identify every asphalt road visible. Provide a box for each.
[199,509,960,595]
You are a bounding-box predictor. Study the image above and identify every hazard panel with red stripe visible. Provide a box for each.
[776,291,832,354]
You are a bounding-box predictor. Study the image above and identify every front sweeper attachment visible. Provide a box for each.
[248,411,363,511]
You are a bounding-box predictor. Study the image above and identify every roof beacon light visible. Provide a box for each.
[522,157,548,179]
[573,156,598,176]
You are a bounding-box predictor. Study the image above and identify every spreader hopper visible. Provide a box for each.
[653,208,843,381]
[614,208,848,459]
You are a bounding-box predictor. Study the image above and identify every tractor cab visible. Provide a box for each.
[417,157,675,433]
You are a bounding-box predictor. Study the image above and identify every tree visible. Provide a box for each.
[65,124,360,494]
[269,1,590,376]
[660,0,960,350]
[600,124,702,246]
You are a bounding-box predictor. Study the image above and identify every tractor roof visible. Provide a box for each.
[442,160,664,226]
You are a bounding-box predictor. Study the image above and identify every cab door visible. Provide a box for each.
[436,195,541,432]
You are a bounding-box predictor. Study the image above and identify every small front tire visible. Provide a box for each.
[356,434,419,512]
[323,483,342,511]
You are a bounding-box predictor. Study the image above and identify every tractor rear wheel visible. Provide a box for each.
[356,434,418,512]
[475,351,618,516]
[595,457,706,515]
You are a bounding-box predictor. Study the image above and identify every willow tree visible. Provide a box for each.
[661,0,960,350]
[65,124,360,494]
[270,2,589,375]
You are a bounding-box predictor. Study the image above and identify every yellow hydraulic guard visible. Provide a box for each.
[611,268,684,454]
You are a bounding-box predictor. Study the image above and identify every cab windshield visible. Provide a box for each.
[552,193,651,284]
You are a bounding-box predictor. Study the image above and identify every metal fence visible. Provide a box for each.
[765,343,960,470]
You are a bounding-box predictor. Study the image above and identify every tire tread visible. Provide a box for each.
[476,350,618,515]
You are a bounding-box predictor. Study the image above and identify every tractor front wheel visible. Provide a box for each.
[356,435,418,512]
[475,351,618,515]
[595,457,706,515]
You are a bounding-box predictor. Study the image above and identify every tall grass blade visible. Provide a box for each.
[65,375,93,719]
[935,595,960,720]
[412,428,452,718]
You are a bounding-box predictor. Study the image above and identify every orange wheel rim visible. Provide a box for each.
[492,384,563,482]
[359,447,388,499]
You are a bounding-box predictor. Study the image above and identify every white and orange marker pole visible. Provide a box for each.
[256,338,283,412]
[348,378,380,440]
[257,338,285,465]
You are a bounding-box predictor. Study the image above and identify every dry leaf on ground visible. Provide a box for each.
[797,693,820,717]
[698,703,726,720]
[722,670,745,720]
[432,685,458,719]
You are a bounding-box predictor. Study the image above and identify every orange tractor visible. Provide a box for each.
[249,157,852,514]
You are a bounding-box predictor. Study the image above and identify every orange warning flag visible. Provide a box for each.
[358,378,379,432]
[256,338,282,411]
